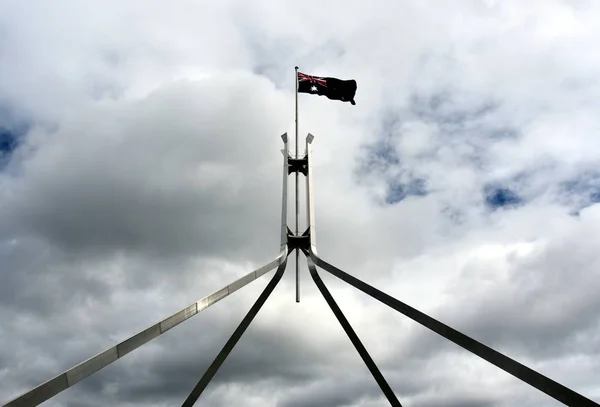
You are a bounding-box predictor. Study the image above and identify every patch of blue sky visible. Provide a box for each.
[0,129,18,154]
[408,91,522,171]
[408,91,521,149]
[0,103,32,169]
[357,135,429,204]
[357,90,525,206]
[385,177,427,204]
[360,137,399,173]
[562,174,600,196]
[560,173,600,214]
[484,185,523,210]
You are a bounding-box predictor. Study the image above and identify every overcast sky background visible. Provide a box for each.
[1,1,600,406]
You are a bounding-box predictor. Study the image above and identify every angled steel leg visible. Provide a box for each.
[306,255,402,407]
[2,253,287,407]
[308,251,599,407]
[4,134,293,407]
[303,133,597,407]
[181,256,289,407]
[180,134,292,406]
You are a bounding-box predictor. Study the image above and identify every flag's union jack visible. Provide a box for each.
[298,72,327,87]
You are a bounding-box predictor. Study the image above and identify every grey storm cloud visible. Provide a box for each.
[2,1,600,407]
[1,76,289,258]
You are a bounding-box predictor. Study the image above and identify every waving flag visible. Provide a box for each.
[297,72,357,105]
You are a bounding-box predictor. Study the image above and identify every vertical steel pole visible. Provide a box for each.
[295,66,300,303]
[306,134,316,255]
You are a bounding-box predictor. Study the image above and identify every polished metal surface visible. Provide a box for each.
[305,134,317,255]
[294,67,300,303]
[117,324,162,358]
[280,133,289,252]
[306,256,402,407]
[66,348,118,387]
[5,375,67,407]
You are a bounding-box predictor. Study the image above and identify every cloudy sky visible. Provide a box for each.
[2,0,600,406]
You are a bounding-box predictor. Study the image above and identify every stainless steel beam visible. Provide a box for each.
[3,252,287,407]
[181,255,289,407]
[295,71,301,304]
[306,255,402,407]
[301,133,595,406]
[305,134,317,255]
[307,251,600,407]
[178,133,292,406]
[280,133,289,252]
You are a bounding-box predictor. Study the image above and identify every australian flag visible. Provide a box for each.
[297,72,357,105]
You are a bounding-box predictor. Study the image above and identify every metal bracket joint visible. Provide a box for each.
[288,156,308,176]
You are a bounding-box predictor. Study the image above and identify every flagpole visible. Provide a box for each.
[294,66,300,303]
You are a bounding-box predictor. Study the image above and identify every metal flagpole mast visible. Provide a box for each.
[295,66,300,303]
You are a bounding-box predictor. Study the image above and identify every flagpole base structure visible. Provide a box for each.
[4,127,599,407]
[286,135,310,305]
